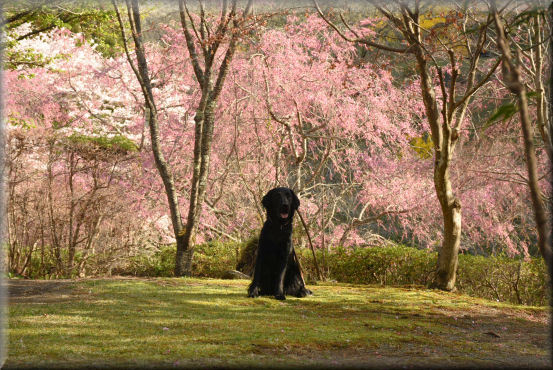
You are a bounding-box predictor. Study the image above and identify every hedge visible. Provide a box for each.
[117,239,548,306]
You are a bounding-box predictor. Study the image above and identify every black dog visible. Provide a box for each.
[248,187,312,300]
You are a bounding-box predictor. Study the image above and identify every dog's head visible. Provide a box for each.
[262,187,300,225]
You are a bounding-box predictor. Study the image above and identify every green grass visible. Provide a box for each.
[6,278,551,368]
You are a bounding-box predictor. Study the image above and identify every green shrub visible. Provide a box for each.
[457,254,548,306]
[27,251,60,279]
[192,240,244,278]
[296,244,547,306]
[100,238,549,306]
[11,247,87,279]
[125,245,176,277]
[122,240,245,278]
[296,244,436,286]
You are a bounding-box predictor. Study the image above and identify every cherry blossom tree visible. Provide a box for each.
[314,0,504,290]
[4,26,150,277]
[112,0,257,276]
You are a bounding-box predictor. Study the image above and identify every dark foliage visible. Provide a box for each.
[236,236,259,276]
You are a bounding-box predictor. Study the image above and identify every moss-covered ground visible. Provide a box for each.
[5,277,551,368]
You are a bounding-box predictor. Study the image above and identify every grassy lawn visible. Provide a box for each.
[5,277,551,368]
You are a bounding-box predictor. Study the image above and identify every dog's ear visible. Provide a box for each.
[262,190,273,210]
[290,189,300,210]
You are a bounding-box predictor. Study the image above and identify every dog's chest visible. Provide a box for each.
[260,224,293,255]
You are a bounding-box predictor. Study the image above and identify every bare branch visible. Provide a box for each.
[313,0,411,53]
[111,0,143,90]
[178,0,205,84]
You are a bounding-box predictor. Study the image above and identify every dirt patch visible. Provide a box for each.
[7,279,79,303]
[5,276,195,303]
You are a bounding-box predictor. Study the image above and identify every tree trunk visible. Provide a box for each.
[493,4,553,355]
[116,0,250,277]
[545,2,553,356]
[516,92,552,263]
[550,3,553,151]
[493,8,552,264]
[46,151,63,274]
[413,47,462,291]
[173,1,250,276]
[0,17,6,362]
[175,102,216,276]
[67,151,76,276]
[432,166,462,290]
[175,234,189,277]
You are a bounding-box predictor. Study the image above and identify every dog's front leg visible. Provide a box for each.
[248,264,261,298]
[248,284,260,298]
[275,253,289,300]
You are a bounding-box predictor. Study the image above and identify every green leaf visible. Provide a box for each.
[485,92,539,132]
[526,91,539,100]
[486,101,518,125]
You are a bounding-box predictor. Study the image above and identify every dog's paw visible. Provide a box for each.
[275,293,286,300]
[248,286,260,298]
[295,288,312,298]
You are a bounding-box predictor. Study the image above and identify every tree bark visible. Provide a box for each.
[550,3,553,152]
[46,148,63,274]
[115,0,251,277]
[175,103,217,276]
[433,172,462,290]
[548,1,553,360]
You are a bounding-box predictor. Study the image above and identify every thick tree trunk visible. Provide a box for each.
[432,164,462,290]
[174,234,189,276]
